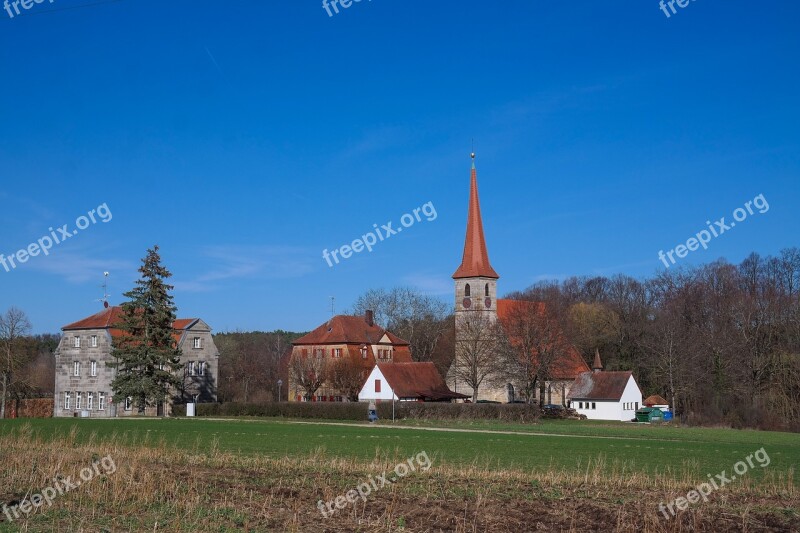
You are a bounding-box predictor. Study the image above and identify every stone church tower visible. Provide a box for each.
[448,154,504,401]
[453,154,500,322]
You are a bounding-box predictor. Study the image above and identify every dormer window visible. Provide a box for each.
[360,346,368,359]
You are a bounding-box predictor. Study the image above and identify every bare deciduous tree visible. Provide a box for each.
[350,287,450,362]
[328,356,366,401]
[451,313,501,402]
[496,301,575,404]
[0,307,32,419]
[288,351,329,401]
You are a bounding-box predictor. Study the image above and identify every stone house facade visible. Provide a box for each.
[53,306,219,417]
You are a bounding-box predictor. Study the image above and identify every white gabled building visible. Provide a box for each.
[566,350,643,422]
[359,362,467,403]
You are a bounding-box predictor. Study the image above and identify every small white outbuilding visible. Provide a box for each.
[566,350,643,422]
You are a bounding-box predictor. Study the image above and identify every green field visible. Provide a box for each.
[0,417,797,531]
[1,417,797,482]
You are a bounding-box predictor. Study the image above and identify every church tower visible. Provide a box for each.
[453,153,500,323]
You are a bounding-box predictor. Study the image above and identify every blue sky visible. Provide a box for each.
[1,0,798,334]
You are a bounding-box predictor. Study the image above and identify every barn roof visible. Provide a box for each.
[377,362,468,401]
[567,371,633,401]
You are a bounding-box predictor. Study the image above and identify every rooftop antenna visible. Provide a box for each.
[330,296,335,317]
[95,272,110,308]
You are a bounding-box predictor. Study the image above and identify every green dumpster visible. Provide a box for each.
[636,407,665,423]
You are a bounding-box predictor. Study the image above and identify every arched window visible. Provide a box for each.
[485,284,490,297]
[465,284,471,297]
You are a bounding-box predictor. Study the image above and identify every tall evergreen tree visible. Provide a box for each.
[111,246,182,414]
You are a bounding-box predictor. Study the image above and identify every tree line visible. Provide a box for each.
[503,249,800,430]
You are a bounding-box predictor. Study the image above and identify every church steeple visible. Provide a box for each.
[453,154,500,280]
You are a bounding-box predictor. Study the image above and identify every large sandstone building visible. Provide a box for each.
[288,310,412,401]
[54,306,219,417]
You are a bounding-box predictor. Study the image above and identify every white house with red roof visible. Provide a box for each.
[567,351,643,421]
[359,362,468,403]
[53,305,219,417]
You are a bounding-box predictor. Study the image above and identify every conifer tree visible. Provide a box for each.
[111,246,182,414]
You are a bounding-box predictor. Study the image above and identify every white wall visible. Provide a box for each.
[358,366,397,402]
[571,376,643,421]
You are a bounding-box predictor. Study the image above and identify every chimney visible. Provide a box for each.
[365,310,374,327]
[592,348,604,373]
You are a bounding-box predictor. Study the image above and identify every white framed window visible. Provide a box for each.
[64,392,71,410]
[90,361,97,377]
[76,392,83,410]
[188,361,196,376]
[90,335,98,348]
[87,392,94,410]
[124,397,132,411]
[98,392,106,411]
[193,337,202,349]
[198,361,206,376]
[73,361,81,377]
[334,348,342,358]
[73,336,81,348]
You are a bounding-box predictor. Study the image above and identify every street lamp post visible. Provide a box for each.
[277,379,283,402]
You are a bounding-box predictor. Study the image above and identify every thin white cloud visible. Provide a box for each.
[25,252,134,284]
[401,273,452,296]
[173,245,315,293]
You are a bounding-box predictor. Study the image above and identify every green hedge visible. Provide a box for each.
[185,401,540,423]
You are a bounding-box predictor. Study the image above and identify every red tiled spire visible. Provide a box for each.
[453,155,499,280]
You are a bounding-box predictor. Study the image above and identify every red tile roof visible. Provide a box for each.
[644,394,669,406]
[453,161,499,280]
[496,299,591,380]
[293,314,410,346]
[376,362,468,400]
[61,306,198,344]
[568,371,634,401]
